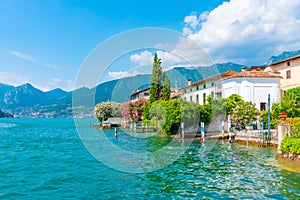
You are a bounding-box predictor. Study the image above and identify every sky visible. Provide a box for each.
[1,0,300,91]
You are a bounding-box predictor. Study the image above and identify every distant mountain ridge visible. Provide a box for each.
[2,49,299,118]
[0,109,13,118]
[0,62,244,117]
[268,50,300,64]
[0,62,254,117]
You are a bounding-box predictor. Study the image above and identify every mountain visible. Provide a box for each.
[0,62,243,117]
[0,83,15,105]
[268,50,300,64]
[3,83,47,107]
[46,88,69,100]
[0,110,13,118]
[0,83,71,117]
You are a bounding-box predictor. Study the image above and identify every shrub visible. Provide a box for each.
[280,136,300,154]
[143,99,200,135]
[260,110,278,129]
[272,87,300,119]
[286,117,300,127]
[290,121,300,138]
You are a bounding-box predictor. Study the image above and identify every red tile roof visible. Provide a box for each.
[186,71,239,87]
[249,66,280,74]
[221,71,282,81]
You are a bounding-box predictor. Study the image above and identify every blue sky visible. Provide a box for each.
[1,0,300,91]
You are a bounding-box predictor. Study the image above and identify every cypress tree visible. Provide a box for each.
[150,53,162,103]
[162,71,171,100]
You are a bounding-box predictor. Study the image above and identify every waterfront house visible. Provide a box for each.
[183,71,238,104]
[130,87,183,102]
[130,88,150,102]
[220,66,282,111]
[268,55,300,92]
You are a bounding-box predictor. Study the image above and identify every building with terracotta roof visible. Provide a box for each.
[220,66,281,111]
[183,71,238,104]
[129,87,183,102]
[130,88,150,101]
[269,55,300,92]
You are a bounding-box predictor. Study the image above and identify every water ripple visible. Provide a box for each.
[0,118,299,199]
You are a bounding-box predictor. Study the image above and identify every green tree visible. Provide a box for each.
[272,87,300,119]
[144,99,200,135]
[94,101,121,122]
[162,71,171,100]
[150,53,162,103]
[225,94,244,115]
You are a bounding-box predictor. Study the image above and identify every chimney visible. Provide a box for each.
[188,79,192,86]
[242,66,247,72]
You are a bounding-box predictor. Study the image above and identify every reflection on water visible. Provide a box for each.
[0,123,16,128]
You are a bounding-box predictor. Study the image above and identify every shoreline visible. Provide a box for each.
[276,152,300,173]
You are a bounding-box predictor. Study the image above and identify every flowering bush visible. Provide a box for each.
[231,101,259,126]
[128,98,148,122]
[120,102,131,121]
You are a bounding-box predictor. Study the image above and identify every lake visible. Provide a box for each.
[0,118,299,199]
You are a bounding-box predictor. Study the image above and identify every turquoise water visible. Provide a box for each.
[0,118,299,199]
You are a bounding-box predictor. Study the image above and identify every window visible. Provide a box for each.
[287,61,290,66]
[196,94,199,103]
[211,91,214,99]
[260,102,266,111]
[190,96,192,102]
[286,70,291,79]
[211,82,214,87]
[144,92,149,96]
[203,84,206,89]
[190,88,192,92]
[203,93,206,104]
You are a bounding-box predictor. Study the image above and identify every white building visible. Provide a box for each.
[220,67,282,111]
[183,71,238,104]
[130,88,150,101]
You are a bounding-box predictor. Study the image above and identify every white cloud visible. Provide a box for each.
[35,79,73,92]
[0,72,30,86]
[130,42,213,68]
[44,63,59,69]
[129,51,153,66]
[129,48,204,67]
[0,71,73,91]
[108,70,140,79]
[10,50,59,69]
[10,50,38,63]
[184,14,199,29]
[157,50,186,66]
[183,0,300,64]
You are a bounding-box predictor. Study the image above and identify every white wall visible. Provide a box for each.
[222,78,281,111]
[183,79,216,104]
